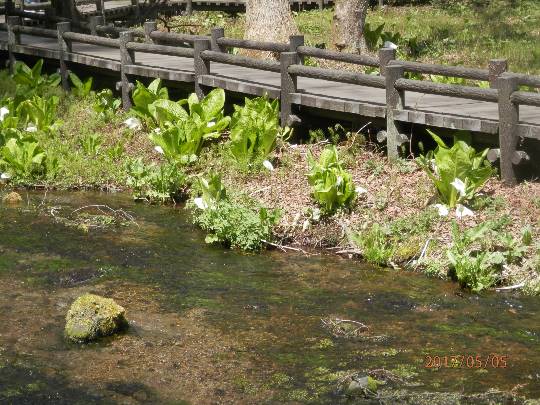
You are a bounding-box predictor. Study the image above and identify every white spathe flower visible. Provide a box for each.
[451,178,466,197]
[384,41,398,50]
[153,127,161,134]
[207,121,216,128]
[0,106,9,121]
[124,117,141,130]
[336,176,343,186]
[193,197,208,210]
[154,146,164,155]
[0,173,10,180]
[355,186,368,195]
[263,160,274,171]
[433,203,449,217]
[25,124,37,132]
[455,204,474,218]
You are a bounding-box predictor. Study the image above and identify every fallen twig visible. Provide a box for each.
[261,239,308,254]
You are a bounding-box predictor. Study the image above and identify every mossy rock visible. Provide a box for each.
[65,294,128,342]
[2,192,22,204]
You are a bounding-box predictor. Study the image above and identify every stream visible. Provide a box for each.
[0,191,539,404]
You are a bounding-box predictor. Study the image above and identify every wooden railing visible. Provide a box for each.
[0,17,539,185]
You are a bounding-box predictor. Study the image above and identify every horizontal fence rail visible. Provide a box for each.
[0,16,538,186]
[394,78,498,102]
[297,46,379,67]
[12,25,56,38]
[288,64,386,88]
[510,91,540,107]
[216,37,289,53]
[201,49,281,72]
[63,31,120,48]
[394,60,489,81]
[126,41,194,58]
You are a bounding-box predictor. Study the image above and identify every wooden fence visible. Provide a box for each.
[1,16,539,185]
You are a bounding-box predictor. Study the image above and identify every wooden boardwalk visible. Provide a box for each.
[2,31,539,141]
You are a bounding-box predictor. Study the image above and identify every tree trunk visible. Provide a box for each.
[244,0,298,58]
[331,0,370,53]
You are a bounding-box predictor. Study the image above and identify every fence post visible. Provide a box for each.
[378,47,396,76]
[211,27,225,52]
[130,0,141,21]
[7,16,21,74]
[489,59,507,89]
[289,34,304,64]
[280,52,298,127]
[89,15,104,36]
[119,31,135,110]
[144,21,157,43]
[497,73,520,185]
[193,38,210,99]
[317,0,323,10]
[95,0,102,14]
[69,0,79,24]
[57,22,72,91]
[186,0,193,15]
[5,0,13,15]
[385,64,405,160]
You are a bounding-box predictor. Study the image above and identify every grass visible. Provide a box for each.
[164,1,540,74]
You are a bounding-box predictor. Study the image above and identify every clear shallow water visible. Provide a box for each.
[0,191,539,404]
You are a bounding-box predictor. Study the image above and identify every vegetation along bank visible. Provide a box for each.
[0,60,539,295]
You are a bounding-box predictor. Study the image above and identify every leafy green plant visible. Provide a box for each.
[0,136,47,179]
[308,123,350,145]
[350,223,395,266]
[229,96,290,169]
[16,95,60,132]
[107,142,125,161]
[12,60,61,94]
[307,145,357,214]
[125,158,187,203]
[416,130,494,208]
[190,173,280,251]
[130,79,169,127]
[80,133,103,156]
[93,89,121,120]
[447,220,532,292]
[149,89,230,164]
[69,72,93,97]
[364,22,386,50]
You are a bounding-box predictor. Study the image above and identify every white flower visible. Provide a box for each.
[433,203,449,217]
[384,41,398,50]
[263,160,274,171]
[193,197,208,210]
[455,204,474,218]
[0,173,10,180]
[153,128,161,134]
[124,117,141,130]
[154,146,164,155]
[451,178,466,197]
[25,124,37,132]
[0,107,9,121]
[355,186,368,195]
[207,121,215,128]
[336,176,343,186]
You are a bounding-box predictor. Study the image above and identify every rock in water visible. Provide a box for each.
[65,294,128,342]
[2,192,22,204]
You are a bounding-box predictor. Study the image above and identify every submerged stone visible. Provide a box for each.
[2,192,22,204]
[65,294,127,342]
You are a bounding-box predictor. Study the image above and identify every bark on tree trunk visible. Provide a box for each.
[244,0,298,58]
[331,0,370,53]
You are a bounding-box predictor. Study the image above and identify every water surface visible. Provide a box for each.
[0,191,539,404]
